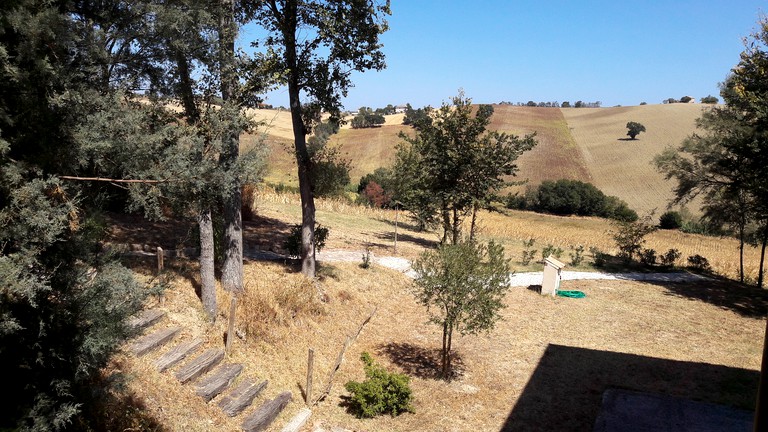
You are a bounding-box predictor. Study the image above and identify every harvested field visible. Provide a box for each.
[561,104,706,216]
[489,106,591,192]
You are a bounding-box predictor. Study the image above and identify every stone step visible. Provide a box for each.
[280,408,312,432]
[242,391,292,432]
[175,348,224,384]
[127,309,165,332]
[219,378,269,417]
[155,338,204,372]
[130,327,180,356]
[195,363,244,402]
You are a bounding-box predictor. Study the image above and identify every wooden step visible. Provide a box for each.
[175,348,224,384]
[219,378,268,417]
[155,338,204,372]
[128,309,165,332]
[130,327,180,356]
[195,363,244,402]
[280,408,311,432]
[242,392,292,432]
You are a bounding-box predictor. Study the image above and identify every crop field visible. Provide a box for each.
[561,104,706,216]
[488,106,591,193]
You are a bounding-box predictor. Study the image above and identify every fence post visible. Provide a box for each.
[306,348,314,405]
[157,246,165,307]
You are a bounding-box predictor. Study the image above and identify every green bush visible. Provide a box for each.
[660,249,681,267]
[283,224,329,258]
[639,248,657,266]
[687,254,711,271]
[344,352,414,418]
[659,211,683,229]
[570,244,585,266]
[541,244,564,260]
[521,238,537,265]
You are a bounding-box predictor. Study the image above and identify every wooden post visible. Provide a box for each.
[394,205,398,254]
[226,296,237,354]
[157,246,165,306]
[305,348,314,405]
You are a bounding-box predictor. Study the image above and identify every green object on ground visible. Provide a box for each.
[557,290,586,298]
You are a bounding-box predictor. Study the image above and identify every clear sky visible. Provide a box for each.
[249,1,766,110]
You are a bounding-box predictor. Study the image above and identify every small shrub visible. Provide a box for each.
[360,246,372,269]
[541,244,564,260]
[659,211,683,230]
[521,238,537,266]
[660,249,681,267]
[283,224,329,258]
[569,245,585,266]
[639,248,657,266]
[504,192,527,210]
[687,254,711,271]
[344,352,414,418]
[612,216,657,262]
[590,246,608,267]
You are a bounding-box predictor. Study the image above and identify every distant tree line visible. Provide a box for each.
[505,179,638,221]
[351,107,386,128]
[497,100,602,108]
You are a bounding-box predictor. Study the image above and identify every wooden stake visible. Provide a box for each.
[394,205,398,254]
[226,296,237,354]
[157,246,165,307]
[306,348,314,405]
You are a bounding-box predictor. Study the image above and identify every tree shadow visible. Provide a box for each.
[501,344,757,431]
[373,231,438,249]
[644,276,768,318]
[617,137,637,141]
[377,341,465,380]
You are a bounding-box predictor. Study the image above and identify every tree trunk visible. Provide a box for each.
[279,0,316,278]
[441,320,449,378]
[739,221,745,284]
[441,208,450,245]
[218,0,243,292]
[759,227,767,289]
[469,202,478,243]
[452,206,460,245]
[199,208,216,321]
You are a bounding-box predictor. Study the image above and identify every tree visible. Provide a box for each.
[251,0,390,278]
[680,96,693,103]
[561,101,571,108]
[612,216,657,263]
[412,241,511,379]
[396,92,536,244]
[351,107,386,128]
[701,95,719,104]
[626,121,646,139]
[402,103,430,127]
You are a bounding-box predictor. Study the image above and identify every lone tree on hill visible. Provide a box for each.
[626,121,646,139]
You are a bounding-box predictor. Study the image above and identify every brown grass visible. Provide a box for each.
[114,259,764,431]
[561,104,706,216]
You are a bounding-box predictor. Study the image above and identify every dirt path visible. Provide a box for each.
[314,249,710,286]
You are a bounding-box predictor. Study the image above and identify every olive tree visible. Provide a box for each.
[412,241,511,379]
[626,121,646,139]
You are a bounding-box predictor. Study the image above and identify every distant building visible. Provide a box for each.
[395,105,407,114]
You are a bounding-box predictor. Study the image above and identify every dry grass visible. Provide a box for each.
[113,258,765,431]
[561,104,706,216]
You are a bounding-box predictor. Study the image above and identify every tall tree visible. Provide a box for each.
[250,0,390,277]
[396,93,536,244]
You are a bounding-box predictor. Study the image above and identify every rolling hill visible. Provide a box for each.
[246,103,709,215]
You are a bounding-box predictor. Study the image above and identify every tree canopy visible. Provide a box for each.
[626,121,646,139]
[395,92,537,243]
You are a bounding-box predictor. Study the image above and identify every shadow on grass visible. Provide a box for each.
[373,231,437,249]
[648,276,768,319]
[501,344,758,431]
[377,342,465,380]
[76,373,169,431]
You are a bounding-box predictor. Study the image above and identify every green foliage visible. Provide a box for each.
[541,244,564,260]
[626,121,646,139]
[351,107,386,129]
[396,92,536,244]
[589,246,609,267]
[344,352,414,418]
[412,241,511,377]
[687,254,712,271]
[680,96,693,103]
[660,248,682,267]
[569,244,585,266]
[357,167,397,208]
[521,179,638,221]
[659,211,683,229]
[360,246,372,269]
[521,238,537,266]
[612,216,657,262]
[402,103,431,127]
[284,224,329,258]
[639,248,657,266]
[700,95,719,104]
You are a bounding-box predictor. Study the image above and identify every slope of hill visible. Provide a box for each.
[561,104,706,216]
[248,104,708,216]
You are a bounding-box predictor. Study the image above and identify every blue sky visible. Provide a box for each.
[249,1,766,110]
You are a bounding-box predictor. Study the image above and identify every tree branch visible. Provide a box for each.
[59,175,176,184]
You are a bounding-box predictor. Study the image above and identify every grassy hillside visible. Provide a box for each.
[562,104,706,215]
[247,104,708,215]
